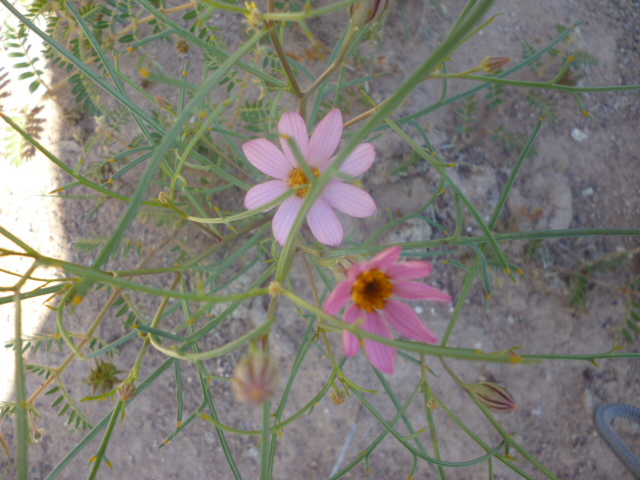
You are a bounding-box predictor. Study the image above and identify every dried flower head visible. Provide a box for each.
[86,359,123,395]
[232,352,280,404]
[117,381,136,401]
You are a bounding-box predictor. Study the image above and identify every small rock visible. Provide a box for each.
[571,128,589,142]
[582,187,594,196]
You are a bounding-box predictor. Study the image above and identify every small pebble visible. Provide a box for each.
[581,187,594,196]
[571,128,589,142]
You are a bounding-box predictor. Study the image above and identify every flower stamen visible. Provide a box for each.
[288,167,319,197]
[352,270,393,312]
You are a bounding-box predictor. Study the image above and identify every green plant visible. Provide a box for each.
[1,1,640,479]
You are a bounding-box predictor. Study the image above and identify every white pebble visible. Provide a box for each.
[571,128,589,142]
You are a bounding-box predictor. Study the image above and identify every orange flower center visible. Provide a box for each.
[352,270,393,312]
[288,167,319,197]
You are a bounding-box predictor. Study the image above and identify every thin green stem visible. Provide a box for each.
[260,400,272,480]
[302,27,356,97]
[14,263,37,480]
[86,400,124,480]
[446,73,640,94]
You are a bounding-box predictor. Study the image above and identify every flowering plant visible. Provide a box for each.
[2,0,638,478]
[324,246,451,373]
[243,109,376,246]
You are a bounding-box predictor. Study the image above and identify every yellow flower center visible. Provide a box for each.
[352,270,393,312]
[288,167,319,198]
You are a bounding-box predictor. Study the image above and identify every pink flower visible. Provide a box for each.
[243,109,376,246]
[324,246,452,374]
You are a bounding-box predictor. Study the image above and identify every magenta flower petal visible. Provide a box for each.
[386,261,433,280]
[324,280,354,315]
[278,112,309,169]
[383,300,438,344]
[308,109,343,168]
[368,246,402,271]
[272,196,303,246]
[244,180,289,211]
[243,139,292,180]
[323,180,376,218]
[307,197,343,246]
[361,310,396,374]
[339,143,376,177]
[394,281,452,302]
[343,304,363,356]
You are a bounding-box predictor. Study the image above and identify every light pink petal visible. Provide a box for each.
[322,180,376,218]
[343,330,360,357]
[324,280,354,315]
[339,143,376,177]
[308,109,343,168]
[383,300,438,344]
[307,197,343,246]
[279,112,309,169]
[386,261,433,280]
[243,139,292,180]
[368,246,402,271]
[394,280,452,302]
[361,310,396,374]
[244,180,289,211]
[272,195,303,246]
[343,304,364,356]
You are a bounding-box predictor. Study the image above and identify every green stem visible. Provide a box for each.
[451,73,640,94]
[262,0,359,20]
[14,263,37,480]
[281,290,535,363]
[302,27,356,97]
[87,400,124,480]
[259,400,272,480]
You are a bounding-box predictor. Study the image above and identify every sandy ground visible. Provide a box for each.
[1,0,639,479]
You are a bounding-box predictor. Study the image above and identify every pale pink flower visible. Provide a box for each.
[243,109,376,246]
[324,246,452,374]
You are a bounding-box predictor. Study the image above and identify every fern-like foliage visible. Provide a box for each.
[526,90,559,124]
[45,381,94,431]
[521,41,543,73]
[75,235,144,258]
[2,105,47,166]
[0,67,10,105]
[4,22,47,95]
[241,99,271,133]
[455,94,478,137]
[492,124,539,157]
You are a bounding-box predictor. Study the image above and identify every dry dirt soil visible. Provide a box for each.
[1,0,639,479]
